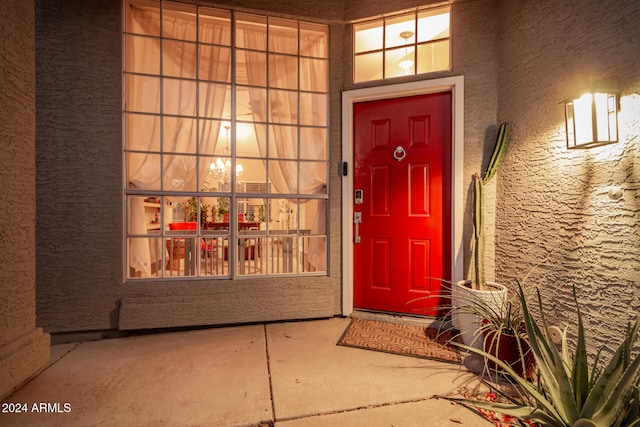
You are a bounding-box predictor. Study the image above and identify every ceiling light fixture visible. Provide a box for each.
[398,30,414,74]
[209,125,243,183]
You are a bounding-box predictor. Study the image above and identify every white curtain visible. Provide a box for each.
[127,6,229,276]
[242,30,328,270]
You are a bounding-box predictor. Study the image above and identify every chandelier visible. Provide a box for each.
[209,125,244,183]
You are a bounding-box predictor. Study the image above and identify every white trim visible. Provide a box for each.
[341,76,465,316]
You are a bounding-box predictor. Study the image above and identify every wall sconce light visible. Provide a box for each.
[564,90,618,149]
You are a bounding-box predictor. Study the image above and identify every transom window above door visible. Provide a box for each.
[353,6,450,83]
[123,0,329,280]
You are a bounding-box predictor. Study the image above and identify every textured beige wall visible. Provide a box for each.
[35,0,125,332]
[0,0,50,399]
[496,0,640,355]
[452,0,500,281]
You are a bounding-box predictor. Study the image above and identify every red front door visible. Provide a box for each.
[353,92,452,315]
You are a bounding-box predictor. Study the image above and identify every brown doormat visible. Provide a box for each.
[337,318,462,364]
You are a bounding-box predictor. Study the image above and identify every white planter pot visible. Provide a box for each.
[451,280,508,350]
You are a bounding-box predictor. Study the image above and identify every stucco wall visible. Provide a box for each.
[452,0,500,282]
[0,0,50,399]
[35,0,125,333]
[496,0,640,356]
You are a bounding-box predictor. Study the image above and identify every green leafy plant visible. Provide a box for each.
[445,280,533,377]
[184,197,209,224]
[443,282,640,427]
[407,279,510,350]
[216,197,230,220]
[480,299,523,336]
[479,299,535,381]
[257,204,267,222]
[472,123,511,290]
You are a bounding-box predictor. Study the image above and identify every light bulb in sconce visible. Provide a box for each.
[399,59,414,72]
[564,81,618,149]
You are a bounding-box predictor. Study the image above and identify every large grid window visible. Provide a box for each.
[353,6,450,83]
[124,0,329,280]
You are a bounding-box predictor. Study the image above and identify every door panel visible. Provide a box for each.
[409,116,430,148]
[372,238,391,289]
[353,92,451,315]
[409,164,430,215]
[371,166,391,215]
[409,239,430,291]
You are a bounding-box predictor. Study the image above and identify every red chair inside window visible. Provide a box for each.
[169,222,197,231]
[166,222,216,270]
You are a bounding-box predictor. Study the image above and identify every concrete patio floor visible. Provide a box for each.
[0,317,493,426]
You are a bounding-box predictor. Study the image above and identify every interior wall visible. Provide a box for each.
[199,0,344,22]
[0,0,50,399]
[496,0,640,356]
[344,0,442,22]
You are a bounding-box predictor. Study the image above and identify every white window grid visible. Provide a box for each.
[123,0,329,280]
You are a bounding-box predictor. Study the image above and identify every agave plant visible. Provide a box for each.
[444,282,640,427]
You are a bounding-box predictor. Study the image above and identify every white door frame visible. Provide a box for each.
[341,75,465,316]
